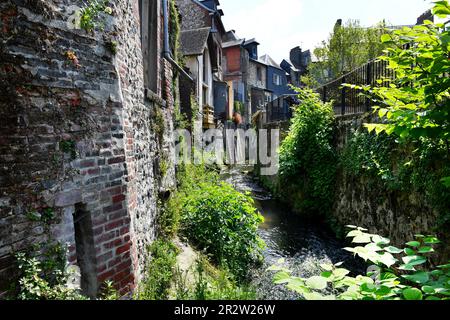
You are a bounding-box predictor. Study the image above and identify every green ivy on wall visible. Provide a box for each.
[340,130,450,227]
[278,87,337,217]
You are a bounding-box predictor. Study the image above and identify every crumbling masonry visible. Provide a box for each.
[0,0,177,297]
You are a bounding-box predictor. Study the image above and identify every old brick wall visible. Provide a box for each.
[0,0,176,298]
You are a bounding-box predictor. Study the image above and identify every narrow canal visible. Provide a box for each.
[222,167,365,300]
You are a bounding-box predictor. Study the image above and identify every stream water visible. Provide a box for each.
[222,167,365,300]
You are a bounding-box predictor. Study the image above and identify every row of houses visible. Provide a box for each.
[176,0,311,128]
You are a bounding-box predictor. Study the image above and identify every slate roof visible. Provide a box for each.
[180,27,211,56]
[222,38,245,48]
[259,54,282,70]
[243,38,260,46]
[282,59,300,72]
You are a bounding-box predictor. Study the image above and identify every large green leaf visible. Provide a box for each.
[361,283,377,293]
[423,236,440,245]
[273,271,292,284]
[384,246,403,254]
[402,255,427,267]
[402,288,423,300]
[418,246,434,254]
[286,278,310,295]
[375,286,392,296]
[402,271,430,284]
[422,286,436,294]
[305,276,328,290]
[406,241,421,248]
[381,34,392,43]
[372,235,390,246]
[432,1,450,17]
[441,177,450,188]
[303,292,336,300]
[352,234,373,244]
[319,263,333,271]
[378,252,398,268]
[333,268,351,280]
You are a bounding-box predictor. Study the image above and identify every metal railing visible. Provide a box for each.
[259,59,395,123]
[317,59,395,116]
[264,95,298,123]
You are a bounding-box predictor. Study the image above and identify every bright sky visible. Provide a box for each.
[220,0,433,63]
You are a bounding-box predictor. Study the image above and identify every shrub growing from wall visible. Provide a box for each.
[163,164,265,281]
[278,87,337,217]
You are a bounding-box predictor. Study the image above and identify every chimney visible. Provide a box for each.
[289,46,302,69]
[417,10,434,25]
[334,19,343,33]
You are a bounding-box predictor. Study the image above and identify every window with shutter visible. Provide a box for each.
[139,0,158,93]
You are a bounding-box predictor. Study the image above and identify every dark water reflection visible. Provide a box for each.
[222,167,365,300]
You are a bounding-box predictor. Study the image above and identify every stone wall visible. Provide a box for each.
[247,60,266,91]
[258,114,449,263]
[0,0,176,297]
[332,114,449,263]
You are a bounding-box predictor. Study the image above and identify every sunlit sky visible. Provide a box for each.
[219,0,433,63]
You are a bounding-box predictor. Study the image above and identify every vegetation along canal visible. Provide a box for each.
[222,167,365,300]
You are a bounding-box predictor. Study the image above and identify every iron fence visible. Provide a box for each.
[264,95,298,123]
[317,59,395,116]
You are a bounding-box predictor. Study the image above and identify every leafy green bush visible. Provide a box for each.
[348,1,450,187]
[270,226,450,300]
[181,180,265,280]
[14,245,87,300]
[339,2,450,229]
[278,87,337,216]
[361,2,450,143]
[173,164,264,280]
[136,240,179,300]
[158,163,220,238]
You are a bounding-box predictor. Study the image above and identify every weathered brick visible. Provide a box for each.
[113,268,131,283]
[105,218,125,232]
[103,203,123,214]
[104,238,123,251]
[116,242,131,255]
[108,209,127,221]
[115,259,132,273]
[97,251,113,264]
[97,269,115,284]
[108,156,125,165]
[112,194,126,203]
[79,159,96,168]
